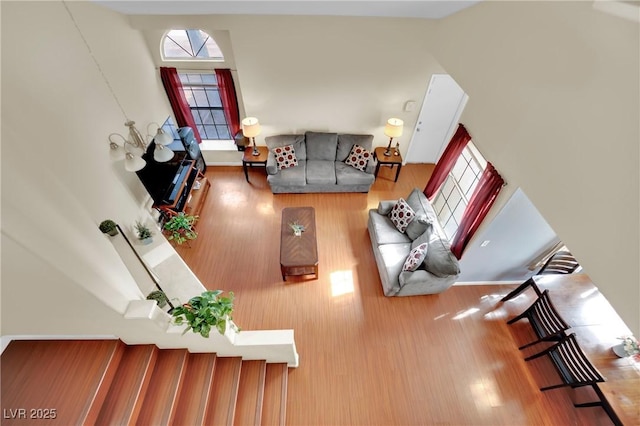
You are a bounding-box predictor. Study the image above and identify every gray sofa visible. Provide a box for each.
[367,188,460,296]
[265,131,376,193]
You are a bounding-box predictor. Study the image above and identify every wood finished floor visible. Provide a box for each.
[175,164,614,426]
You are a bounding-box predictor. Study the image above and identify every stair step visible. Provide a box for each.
[95,344,158,425]
[204,356,243,426]
[0,339,122,426]
[137,349,188,425]
[261,363,289,426]
[83,340,126,425]
[173,353,217,426]
[234,360,267,426]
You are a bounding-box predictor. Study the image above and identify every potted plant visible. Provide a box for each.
[99,219,118,236]
[146,290,168,308]
[135,221,154,245]
[163,212,198,245]
[171,290,239,338]
[289,221,305,237]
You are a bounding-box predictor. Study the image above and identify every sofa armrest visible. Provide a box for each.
[266,151,278,175]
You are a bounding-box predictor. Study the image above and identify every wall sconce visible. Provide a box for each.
[242,117,261,156]
[384,118,403,157]
[108,120,174,172]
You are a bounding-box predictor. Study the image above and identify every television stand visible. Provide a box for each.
[154,160,210,218]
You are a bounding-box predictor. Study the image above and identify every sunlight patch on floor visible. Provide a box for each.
[256,202,275,216]
[331,270,355,297]
[470,377,502,409]
[453,307,480,320]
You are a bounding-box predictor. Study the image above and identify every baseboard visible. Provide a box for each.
[1,334,118,355]
[454,280,521,286]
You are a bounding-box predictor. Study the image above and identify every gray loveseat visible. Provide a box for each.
[367,188,460,296]
[265,131,376,193]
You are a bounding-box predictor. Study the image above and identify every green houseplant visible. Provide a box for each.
[99,219,118,236]
[146,290,168,308]
[163,212,198,245]
[171,290,238,338]
[135,221,153,245]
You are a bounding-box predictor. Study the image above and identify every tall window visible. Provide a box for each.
[162,29,224,61]
[432,142,487,241]
[178,72,231,140]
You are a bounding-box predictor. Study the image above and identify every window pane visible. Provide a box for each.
[187,74,203,84]
[203,125,216,138]
[441,177,455,198]
[458,168,476,195]
[447,188,463,210]
[202,74,217,84]
[163,29,224,60]
[191,110,202,125]
[443,218,458,241]
[452,201,467,224]
[196,125,206,137]
[451,158,467,180]
[182,88,196,107]
[216,125,230,139]
[433,194,445,215]
[206,88,222,107]
[212,109,226,123]
[192,88,208,107]
[200,110,214,125]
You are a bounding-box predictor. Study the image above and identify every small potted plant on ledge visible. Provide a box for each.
[99,219,118,236]
[135,221,154,245]
[171,290,239,338]
[289,221,305,237]
[163,212,198,245]
[146,290,168,308]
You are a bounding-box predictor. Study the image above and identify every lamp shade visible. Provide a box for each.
[154,128,173,146]
[124,153,146,172]
[384,118,404,138]
[242,117,261,138]
[153,144,174,162]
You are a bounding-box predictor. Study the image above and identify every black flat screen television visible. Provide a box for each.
[135,117,188,205]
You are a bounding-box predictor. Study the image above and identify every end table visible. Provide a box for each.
[242,146,268,182]
[374,147,402,182]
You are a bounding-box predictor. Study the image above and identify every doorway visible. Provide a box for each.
[406,74,468,164]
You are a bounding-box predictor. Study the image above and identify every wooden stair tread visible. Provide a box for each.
[261,363,289,426]
[234,360,267,426]
[205,357,243,426]
[95,344,157,426]
[0,339,122,426]
[137,349,188,425]
[173,353,217,426]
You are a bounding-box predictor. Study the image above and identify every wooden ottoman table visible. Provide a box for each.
[280,207,318,280]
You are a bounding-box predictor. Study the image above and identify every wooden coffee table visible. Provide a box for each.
[280,207,318,280]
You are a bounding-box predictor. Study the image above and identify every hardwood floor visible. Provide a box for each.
[175,164,616,425]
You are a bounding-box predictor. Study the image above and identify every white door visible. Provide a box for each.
[406,74,468,164]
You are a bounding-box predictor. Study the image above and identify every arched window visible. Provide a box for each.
[162,29,224,61]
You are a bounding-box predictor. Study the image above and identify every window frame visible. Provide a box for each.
[432,141,487,241]
[178,71,231,141]
[161,29,224,62]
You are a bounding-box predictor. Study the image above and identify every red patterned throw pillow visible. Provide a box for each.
[272,144,298,170]
[402,243,429,272]
[388,198,415,233]
[344,144,371,171]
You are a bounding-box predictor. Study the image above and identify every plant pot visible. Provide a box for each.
[106,228,119,236]
[140,237,153,245]
[612,343,627,358]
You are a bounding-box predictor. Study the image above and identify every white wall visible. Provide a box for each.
[129,14,447,158]
[1,1,172,335]
[429,1,639,335]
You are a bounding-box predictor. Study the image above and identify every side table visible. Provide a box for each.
[374,147,402,182]
[242,146,268,182]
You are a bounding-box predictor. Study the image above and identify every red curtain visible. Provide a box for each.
[451,162,505,259]
[159,67,202,143]
[423,123,471,200]
[215,68,240,139]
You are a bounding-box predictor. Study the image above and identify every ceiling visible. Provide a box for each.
[93,1,482,19]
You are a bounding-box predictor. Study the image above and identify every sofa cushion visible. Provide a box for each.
[272,145,299,170]
[335,162,375,186]
[368,210,412,245]
[423,233,460,277]
[306,160,336,185]
[402,242,428,272]
[388,198,415,233]
[266,159,306,186]
[305,131,338,161]
[265,134,306,160]
[336,134,374,161]
[344,144,372,172]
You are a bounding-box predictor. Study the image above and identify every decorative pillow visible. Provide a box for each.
[388,198,415,233]
[272,145,298,170]
[344,144,371,172]
[402,243,428,272]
